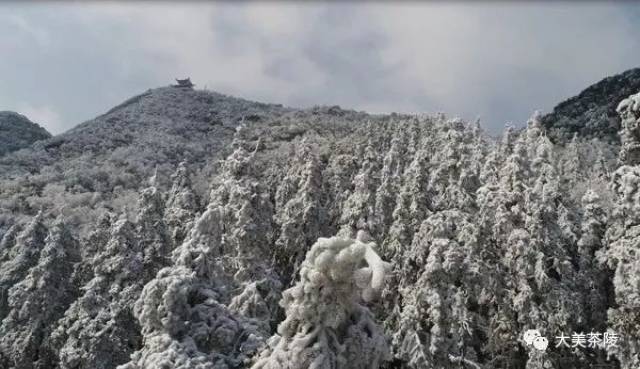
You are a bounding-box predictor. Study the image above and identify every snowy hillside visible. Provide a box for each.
[0,79,639,369]
[0,86,369,235]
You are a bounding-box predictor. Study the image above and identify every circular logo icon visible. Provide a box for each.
[532,336,549,351]
[523,329,541,345]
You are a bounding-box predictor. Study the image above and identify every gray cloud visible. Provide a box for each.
[0,2,639,135]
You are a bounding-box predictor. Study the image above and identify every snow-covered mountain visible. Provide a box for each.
[0,73,639,369]
[0,86,370,234]
[0,111,51,157]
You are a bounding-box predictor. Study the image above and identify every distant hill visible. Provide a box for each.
[542,67,640,143]
[0,111,51,157]
[0,86,373,231]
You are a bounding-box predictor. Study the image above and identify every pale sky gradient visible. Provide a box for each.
[1,2,639,134]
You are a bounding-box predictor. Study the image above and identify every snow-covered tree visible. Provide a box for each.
[560,133,583,187]
[0,212,47,323]
[374,127,407,240]
[393,211,486,369]
[603,164,640,369]
[252,231,391,369]
[383,131,433,260]
[119,206,270,369]
[524,112,545,157]
[405,117,424,158]
[474,138,532,366]
[577,190,609,330]
[524,142,583,348]
[0,218,80,369]
[211,142,275,276]
[122,136,284,369]
[617,92,640,166]
[52,216,143,369]
[339,139,380,238]
[274,140,325,284]
[73,212,114,288]
[136,185,172,282]
[0,223,22,264]
[492,139,529,241]
[83,211,113,259]
[322,152,359,235]
[499,125,517,161]
[602,93,640,368]
[165,161,199,246]
[479,148,500,188]
[208,146,283,340]
[427,120,478,212]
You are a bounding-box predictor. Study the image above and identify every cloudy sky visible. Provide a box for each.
[1,2,639,135]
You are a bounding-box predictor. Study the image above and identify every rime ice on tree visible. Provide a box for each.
[603,91,640,369]
[252,231,391,369]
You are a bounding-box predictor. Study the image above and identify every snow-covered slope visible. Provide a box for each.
[0,86,369,233]
[0,78,639,369]
[0,87,287,177]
